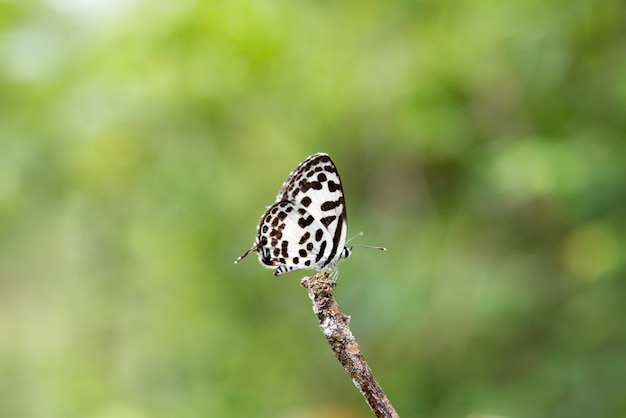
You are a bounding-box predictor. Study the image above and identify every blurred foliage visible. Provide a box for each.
[1,0,625,417]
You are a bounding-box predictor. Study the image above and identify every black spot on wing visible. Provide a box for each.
[301,196,312,207]
[321,198,342,211]
[298,232,310,245]
[315,241,327,263]
[298,215,314,228]
[327,181,341,192]
[320,215,336,227]
[299,179,323,193]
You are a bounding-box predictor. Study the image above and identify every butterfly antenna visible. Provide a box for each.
[346,231,364,244]
[347,231,386,251]
[234,245,257,264]
[353,244,387,251]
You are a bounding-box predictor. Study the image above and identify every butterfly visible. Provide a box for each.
[235,152,385,278]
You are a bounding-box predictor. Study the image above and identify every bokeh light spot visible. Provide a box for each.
[560,223,620,281]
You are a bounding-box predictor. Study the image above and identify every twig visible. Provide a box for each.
[301,272,399,418]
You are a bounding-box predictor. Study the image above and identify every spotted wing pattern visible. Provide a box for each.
[238,153,351,276]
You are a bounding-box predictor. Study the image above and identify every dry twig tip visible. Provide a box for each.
[301,272,399,418]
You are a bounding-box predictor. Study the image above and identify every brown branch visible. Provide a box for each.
[301,272,399,418]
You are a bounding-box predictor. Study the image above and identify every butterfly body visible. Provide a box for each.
[236,153,352,276]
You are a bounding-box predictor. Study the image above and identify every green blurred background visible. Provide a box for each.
[1,1,625,417]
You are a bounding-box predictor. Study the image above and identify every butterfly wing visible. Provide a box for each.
[255,201,337,276]
[275,153,348,261]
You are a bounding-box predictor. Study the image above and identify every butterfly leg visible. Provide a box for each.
[326,266,340,281]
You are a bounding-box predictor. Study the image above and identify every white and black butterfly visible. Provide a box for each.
[235,152,384,277]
